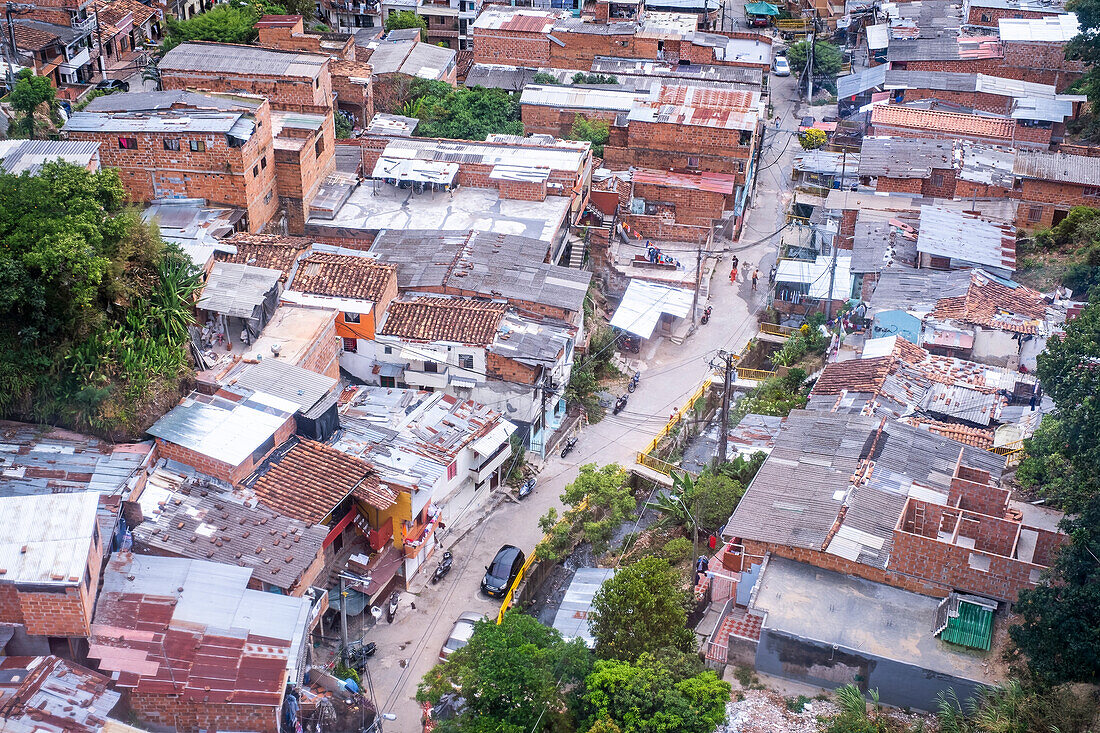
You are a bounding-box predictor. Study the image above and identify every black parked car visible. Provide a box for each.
[481,545,525,599]
[95,79,130,94]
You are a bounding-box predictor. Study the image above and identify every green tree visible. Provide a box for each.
[0,162,199,436]
[731,368,808,421]
[590,557,695,661]
[1016,298,1100,511]
[569,114,610,157]
[533,72,561,84]
[385,9,427,39]
[1009,495,1100,684]
[334,113,352,138]
[161,3,264,52]
[785,40,843,78]
[683,470,745,535]
[798,127,827,150]
[580,653,730,733]
[405,78,523,140]
[9,69,56,139]
[417,612,592,733]
[536,463,635,560]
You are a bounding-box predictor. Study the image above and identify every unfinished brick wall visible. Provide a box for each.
[496,177,548,201]
[874,176,924,195]
[330,60,375,125]
[1000,41,1084,91]
[67,105,279,231]
[161,55,334,112]
[292,315,341,380]
[967,5,1062,24]
[257,16,357,60]
[128,692,280,733]
[521,104,621,138]
[274,111,337,234]
[1015,177,1098,229]
[472,29,551,66]
[15,586,91,637]
[631,180,730,225]
[955,179,1017,201]
[486,351,541,385]
[619,212,711,242]
[896,88,1014,115]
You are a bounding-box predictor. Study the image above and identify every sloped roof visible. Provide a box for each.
[216,233,312,278]
[289,251,396,302]
[0,656,120,733]
[1013,150,1100,187]
[0,492,98,586]
[380,297,508,346]
[932,269,1046,333]
[871,104,1016,139]
[249,438,395,522]
[159,42,327,79]
[916,206,1016,272]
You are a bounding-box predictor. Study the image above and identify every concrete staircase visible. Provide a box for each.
[705,606,764,664]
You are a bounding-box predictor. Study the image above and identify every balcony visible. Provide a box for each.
[470,441,510,484]
[70,14,97,33]
[402,365,449,390]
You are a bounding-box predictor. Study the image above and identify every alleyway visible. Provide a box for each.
[357,71,806,729]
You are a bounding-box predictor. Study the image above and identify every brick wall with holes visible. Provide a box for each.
[967,5,1063,24]
[128,692,280,733]
[1000,41,1084,91]
[66,106,279,232]
[257,18,358,61]
[896,88,1014,115]
[619,212,711,242]
[631,180,730,224]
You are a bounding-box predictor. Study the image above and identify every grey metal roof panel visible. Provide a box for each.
[867,266,974,313]
[159,42,327,78]
[85,89,263,113]
[915,205,1016,272]
[837,63,889,99]
[858,136,954,177]
[0,139,101,175]
[227,358,337,414]
[196,261,282,318]
[1013,150,1100,186]
[64,110,245,134]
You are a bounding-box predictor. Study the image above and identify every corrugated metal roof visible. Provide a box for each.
[225,358,337,414]
[937,595,995,650]
[520,83,645,111]
[775,256,853,299]
[998,12,1078,41]
[146,391,297,467]
[1010,96,1074,122]
[858,136,953,177]
[888,35,1002,62]
[551,567,614,647]
[159,41,326,77]
[1013,150,1100,186]
[0,139,100,175]
[64,110,246,134]
[632,167,738,193]
[838,63,889,99]
[916,205,1016,272]
[867,23,890,49]
[196,261,282,319]
[0,492,99,585]
[471,6,564,31]
[0,656,120,733]
[591,55,762,84]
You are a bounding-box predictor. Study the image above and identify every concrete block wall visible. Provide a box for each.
[128,692,280,733]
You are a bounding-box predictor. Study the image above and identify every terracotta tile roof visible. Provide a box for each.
[216,233,312,278]
[94,0,158,30]
[380,297,507,345]
[932,270,1047,333]
[290,252,396,302]
[901,417,996,449]
[812,356,894,394]
[871,105,1016,140]
[251,438,396,523]
[657,85,756,110]
[4,23,59,52]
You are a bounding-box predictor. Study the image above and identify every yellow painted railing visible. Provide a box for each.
[776,18,811,30]
[760,323,796,338]
[1002,449,1024,467]
[497,496,589,624]
[636,451,680,477]
[992,440,1024,455]
[735,368,776,382]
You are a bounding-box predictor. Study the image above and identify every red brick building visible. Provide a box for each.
[603,85,761,185]
[997,15,1084,92]
[89,553,317,733]
[64,91,279,232]
[723,410,1065,603]
[0,492,105,647]
[612,168,738,242]
[147,391,298,485]
[1013,150,1100,228]
[520,84,646,138]
[966,0,1068,27]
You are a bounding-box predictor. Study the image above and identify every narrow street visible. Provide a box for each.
[358,71,805,729]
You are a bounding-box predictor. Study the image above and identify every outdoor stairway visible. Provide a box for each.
[706,606,764,664]
[566,233,587,268]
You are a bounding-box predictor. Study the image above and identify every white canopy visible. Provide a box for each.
[610,279,694,339]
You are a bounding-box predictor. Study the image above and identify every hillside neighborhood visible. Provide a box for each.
[1,0,1100,729]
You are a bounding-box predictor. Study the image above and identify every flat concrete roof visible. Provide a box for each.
[752,556,994,683]
[309,183,571,243]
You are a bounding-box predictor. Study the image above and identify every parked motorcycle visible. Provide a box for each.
[560,436,578,458]
[344,640,376,669]
[386,590,399,623]
[431,551,454,585]
[613,394,628,415]
[701,306,712,325]
[518,477,536,499]
[619,335,641,354]
[627,371,640,393]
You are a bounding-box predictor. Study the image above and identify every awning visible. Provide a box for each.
[745,1,779,14]
[378,362,405,378]
[371,156,458,185]
[610,279,694,339]
[452,376,478,389]
[471,421,516,456]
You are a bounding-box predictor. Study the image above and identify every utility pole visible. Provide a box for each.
[691,235,705,325]
[710,350,737,466]
[339,574,349,654]
[95,3,107,82]
[825,149,845,320]
[538,367,551,455]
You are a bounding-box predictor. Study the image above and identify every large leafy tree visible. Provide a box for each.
[405,79,523,140]
[384,9,427,39]
[417,613,592,733]
[537,463,636,560]
[161,2,265,51]
[589,557,695,661]
[785,40,843,78]
[1009,496,1100,684]
[0,162,199,436]
[1066,0,1100,107]
[1015,298,1100,511]
[9,69,56,139]
[581,652,730,733]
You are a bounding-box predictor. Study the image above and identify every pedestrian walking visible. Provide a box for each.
[751,268,759,291]
[730,255,739,282]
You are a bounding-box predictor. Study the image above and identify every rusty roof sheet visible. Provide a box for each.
[1013,150,1100,187]
[248,437,395,522]
[3,22,60,51]
[471,7,565,32]
[380,296,508,346]
[916,206,1016,272]
[132,467,329,593]
[0,656,120,732]
[888,35,1002,62]
[89,554,312,706]
[216,233,312,278]
[289,251,397,302]
[932,269,1046,333]
[871,104,1016,139]
[94,0,158,30]
[632,167,738,194]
